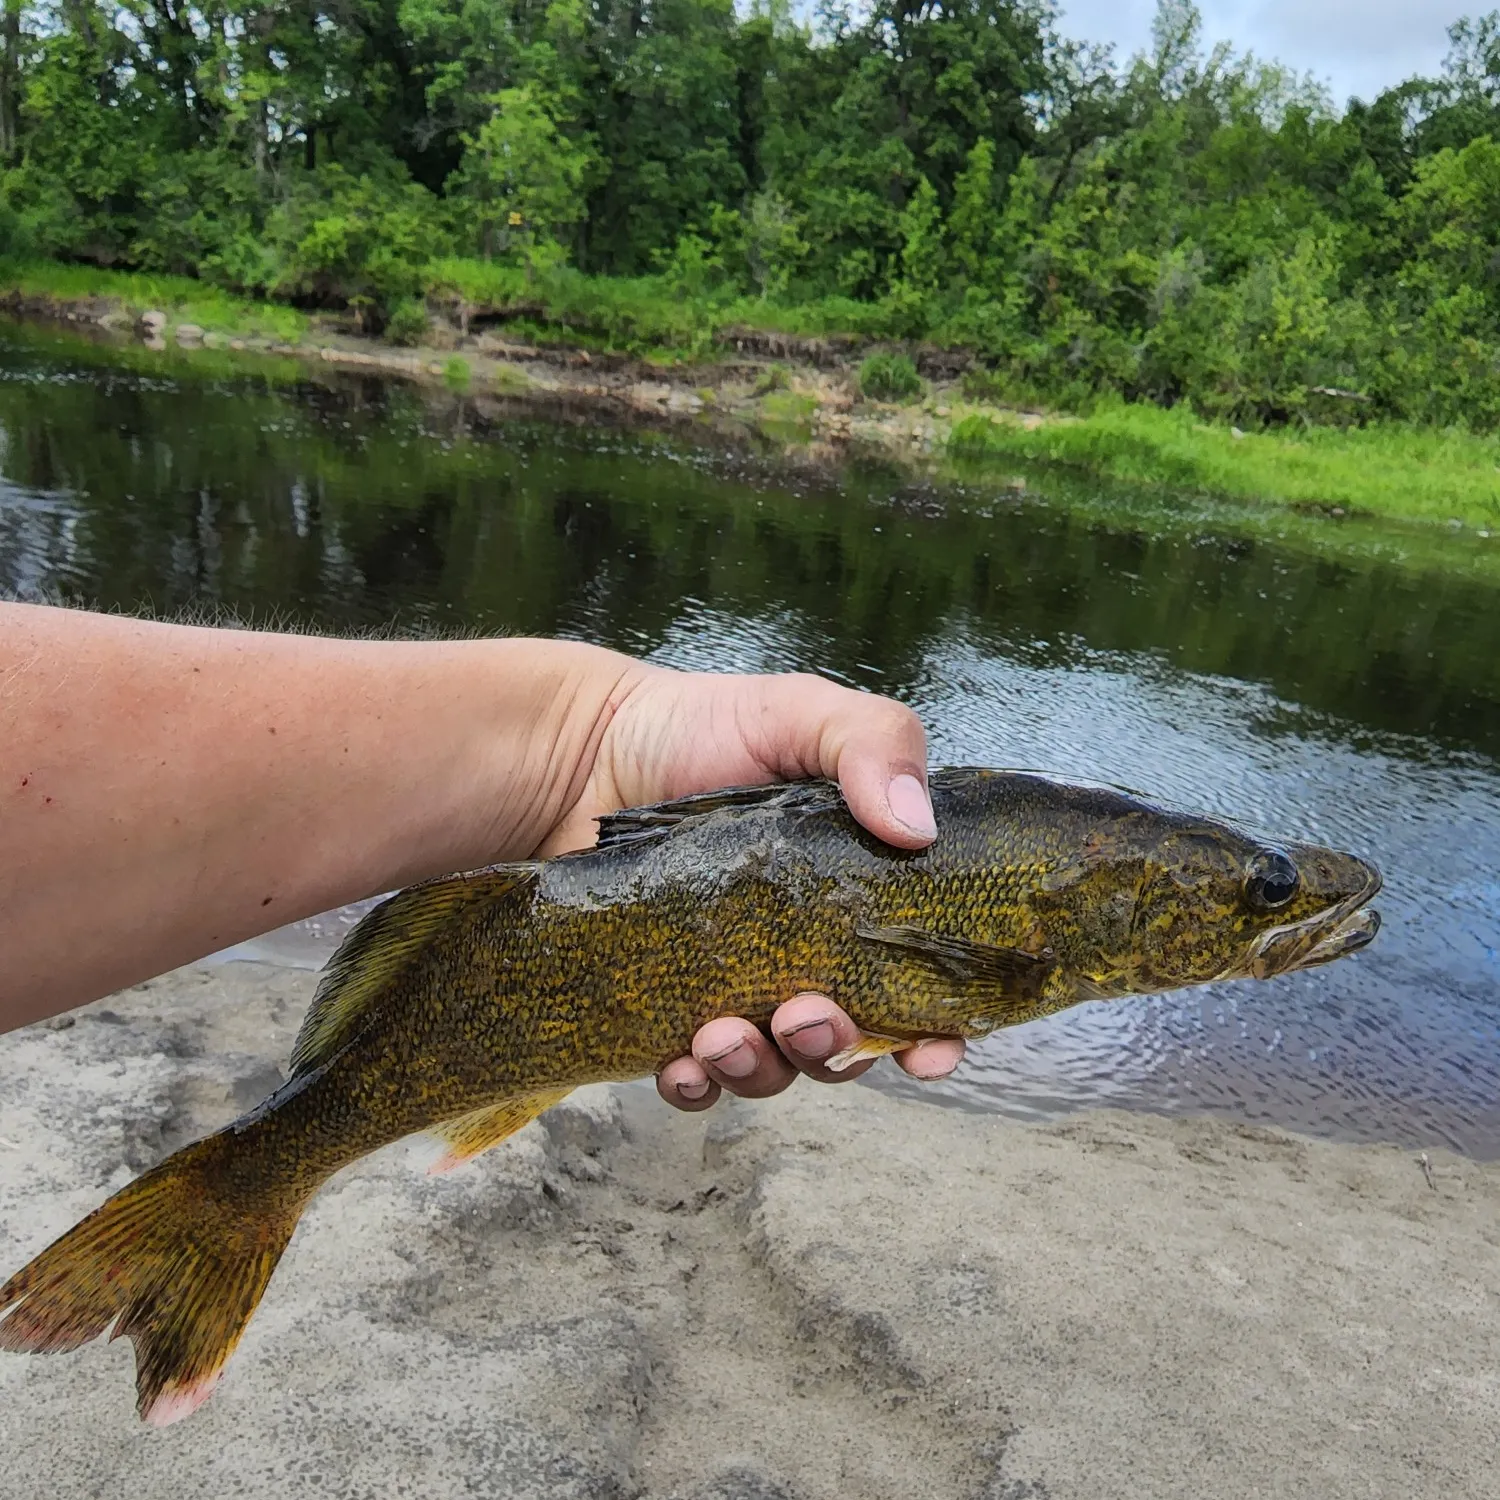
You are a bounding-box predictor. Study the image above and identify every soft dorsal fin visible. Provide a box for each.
[856,924,1054,991]
[595,779,844,851]
[288,864,537,1078]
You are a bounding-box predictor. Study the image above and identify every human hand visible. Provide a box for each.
[530,664,966,1108]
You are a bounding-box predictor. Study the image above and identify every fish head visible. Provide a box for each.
[1039,811,1382,997]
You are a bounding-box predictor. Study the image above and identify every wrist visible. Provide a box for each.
[395,637,648,880]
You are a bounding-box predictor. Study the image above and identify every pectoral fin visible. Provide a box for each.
[427,1089,572,1175]
[856,925,1053,991]
[825,1032,917,1073]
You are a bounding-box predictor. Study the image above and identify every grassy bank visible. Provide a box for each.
[0,255,883,355]
[0,258,307,342]
[423,257,899,352]
[947,404,1500,531]
[5,255,1500,534]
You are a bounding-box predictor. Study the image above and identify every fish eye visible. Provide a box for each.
[1247,851,1299,910]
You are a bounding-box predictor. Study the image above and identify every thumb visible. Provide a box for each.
[742,674,936,849]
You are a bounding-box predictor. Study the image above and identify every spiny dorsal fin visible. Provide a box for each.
[856,924,1054,991]
[426,1088,572,1175]
[289,864,537,1078]
[595,779,844,851]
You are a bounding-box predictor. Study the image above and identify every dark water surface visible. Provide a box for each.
[3,318,1498,1155]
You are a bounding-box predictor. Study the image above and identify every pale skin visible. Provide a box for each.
[0,603,964,1108]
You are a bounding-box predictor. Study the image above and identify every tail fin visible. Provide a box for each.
[0,1131,310,1425]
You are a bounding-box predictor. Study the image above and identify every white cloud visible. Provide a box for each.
[1057,0,1470,104]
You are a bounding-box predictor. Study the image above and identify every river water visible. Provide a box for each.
[3,318,1498,1154]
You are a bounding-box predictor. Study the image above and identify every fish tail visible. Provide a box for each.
[0,1129,311,1425]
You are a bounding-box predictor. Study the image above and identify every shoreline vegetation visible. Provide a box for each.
[4,0,1500,536]
[5,257,1499,537]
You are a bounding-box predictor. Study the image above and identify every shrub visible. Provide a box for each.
[948,412,1005,453]
[266,164,447,316]
[385,298,430,345]
[859,351,922,401]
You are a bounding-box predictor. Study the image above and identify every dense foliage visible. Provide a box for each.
[6,0,1500,427]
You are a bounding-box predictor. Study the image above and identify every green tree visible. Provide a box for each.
[450,85,596,265]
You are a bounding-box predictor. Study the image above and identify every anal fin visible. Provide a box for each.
[427,1089,572,1175]
[825,1032,917,1074]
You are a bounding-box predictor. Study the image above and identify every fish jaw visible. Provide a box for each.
[1238,859,1383,981]
[1292,904,1382,970]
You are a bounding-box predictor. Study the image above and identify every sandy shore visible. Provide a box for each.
[2,961,1497,1499]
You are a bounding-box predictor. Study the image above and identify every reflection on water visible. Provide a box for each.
[3,317,1499,1154]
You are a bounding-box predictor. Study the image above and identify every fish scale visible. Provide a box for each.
[0,767,1381,1424]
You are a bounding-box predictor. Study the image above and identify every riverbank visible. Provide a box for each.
[2,960,1497,1498]
[5,258,1500,533]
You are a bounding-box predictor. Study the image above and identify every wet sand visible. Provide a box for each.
[2,960,1497,1499]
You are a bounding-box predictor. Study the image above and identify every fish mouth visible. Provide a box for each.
[1232,864,1383,981]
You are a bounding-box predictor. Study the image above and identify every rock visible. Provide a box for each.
[474,334,541,359]
[542,1085,627,1159]
[542,1085,627,1184]
[138,309,167,335]
[701,1107,752,1169]
[173,324,204,345]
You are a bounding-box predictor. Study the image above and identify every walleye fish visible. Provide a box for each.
[0,769,1381,1423]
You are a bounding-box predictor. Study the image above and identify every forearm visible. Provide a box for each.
[0,605,637,1029]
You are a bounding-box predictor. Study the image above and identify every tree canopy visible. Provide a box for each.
[6,0,1500,428]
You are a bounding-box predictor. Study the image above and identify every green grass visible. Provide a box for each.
[757,389,817,434]
[859,351,922,402]
[947,402,1500,531]
[0,253,900,357]
[423,256,911,351]
[0,257,306,342]
[442,355,471,391]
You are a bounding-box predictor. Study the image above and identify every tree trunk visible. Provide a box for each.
[0,0,22,163]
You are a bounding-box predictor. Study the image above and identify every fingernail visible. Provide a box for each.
[888,773,937,841]
[782,1018,836,1061]
[676,1079,711,1101]
[702,1040,758,1079]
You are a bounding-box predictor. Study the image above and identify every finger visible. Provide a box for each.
[894,1037,966,1081]
[657,1056,723,1112]
[741,674,935,850]
[692,1016,798,1099]
[769,993,876,1083]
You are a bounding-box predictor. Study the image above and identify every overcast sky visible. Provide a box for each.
[1057,0,1473,106]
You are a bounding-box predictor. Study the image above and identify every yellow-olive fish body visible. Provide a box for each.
[0,769,1381,1423]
